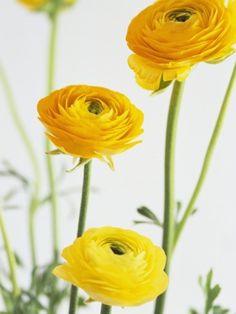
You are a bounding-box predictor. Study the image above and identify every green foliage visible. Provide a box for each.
[200,269,221,314]
[190,270,232,314]
[30,263,69,313]
[0,161,29,189]
[0,284,46,314]
[0,262,87,313]
[134,206,162,227]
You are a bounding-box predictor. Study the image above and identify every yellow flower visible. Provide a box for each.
[126,0,236,91]
[53,227,168,306]
[18,0,75,10]
[37,85,144,169]
[18,0,46,9]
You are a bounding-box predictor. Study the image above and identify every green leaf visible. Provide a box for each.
[0,161,29,187]
[135,206,162,227]
[78,296,87,307]
[14,252,24,267]
[205,269,214,294]
[46,148,63,155]
[205,284,221,313]
[151,78,173,95]
[137,206,162,225]
[133,220,159,225]
[189,309,199,314]
[176,201,182,214]
[198,275,204,290]
[191,208,198,216]
[66,158,91,173]
[212,305,230,314]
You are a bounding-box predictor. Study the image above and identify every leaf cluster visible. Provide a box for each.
[189,270,232,314]
[0,261,84,314]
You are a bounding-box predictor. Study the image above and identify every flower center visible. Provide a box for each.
[110,244,126,255]
[168,9,193,22]
[87,100,103,115]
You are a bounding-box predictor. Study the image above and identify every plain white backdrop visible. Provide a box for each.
[0,1,236,313]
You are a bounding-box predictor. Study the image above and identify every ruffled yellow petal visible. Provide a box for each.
[53,227,168,307]
[126,0,236,90]
[37,85,144,167]
[128,54,191,91]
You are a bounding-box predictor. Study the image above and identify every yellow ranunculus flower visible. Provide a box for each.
[18,0,75,10]
[53,227,168,306]
[37,85,144,168]
[126,0,236,91]
[18,0,46,9]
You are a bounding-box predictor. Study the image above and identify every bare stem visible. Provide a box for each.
[68,162,92,314]
[174,62,236,249]
[154,80,185,314]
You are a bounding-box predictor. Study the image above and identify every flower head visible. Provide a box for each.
[126,0,236,91]
[18,0,75,11]
[37,85,144,169]
[18,0,46,9]
[53,227,168,306]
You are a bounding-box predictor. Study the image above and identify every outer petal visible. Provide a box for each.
[128,54,191,91]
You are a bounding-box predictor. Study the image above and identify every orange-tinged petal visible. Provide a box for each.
[37,85,144,167]
[126,0,236,90]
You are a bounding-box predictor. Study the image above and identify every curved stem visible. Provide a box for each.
[0,206,20,298]
[0,65,41,269]
[68,161,92,314]
[46,12,60,261]
[100,304,112,314]
[174,62,236,249]
[154,80,185,314]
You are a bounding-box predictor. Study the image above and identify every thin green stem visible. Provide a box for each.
[154,80,185,314]
[29,197,38,268]
[174,62,236,249]
[100,304,112,314]
[46,12,60,261]
[47,13,58,94]
[0,65,41,269]
[0,273,10,311]
[68,161,92,314]
[0,207,20,298]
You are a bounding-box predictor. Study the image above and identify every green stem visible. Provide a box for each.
[174,62,236,249]
[0,273,10,311]
[29,197,38,268]
[100,304,112,314]
[68,161,92,314]
[46,12,60,261]
[0,65,41,269]
[154,80,185,314]
[47,13,58,94]
[0,207,20,298]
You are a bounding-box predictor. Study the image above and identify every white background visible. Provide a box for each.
[0,1,236,313]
